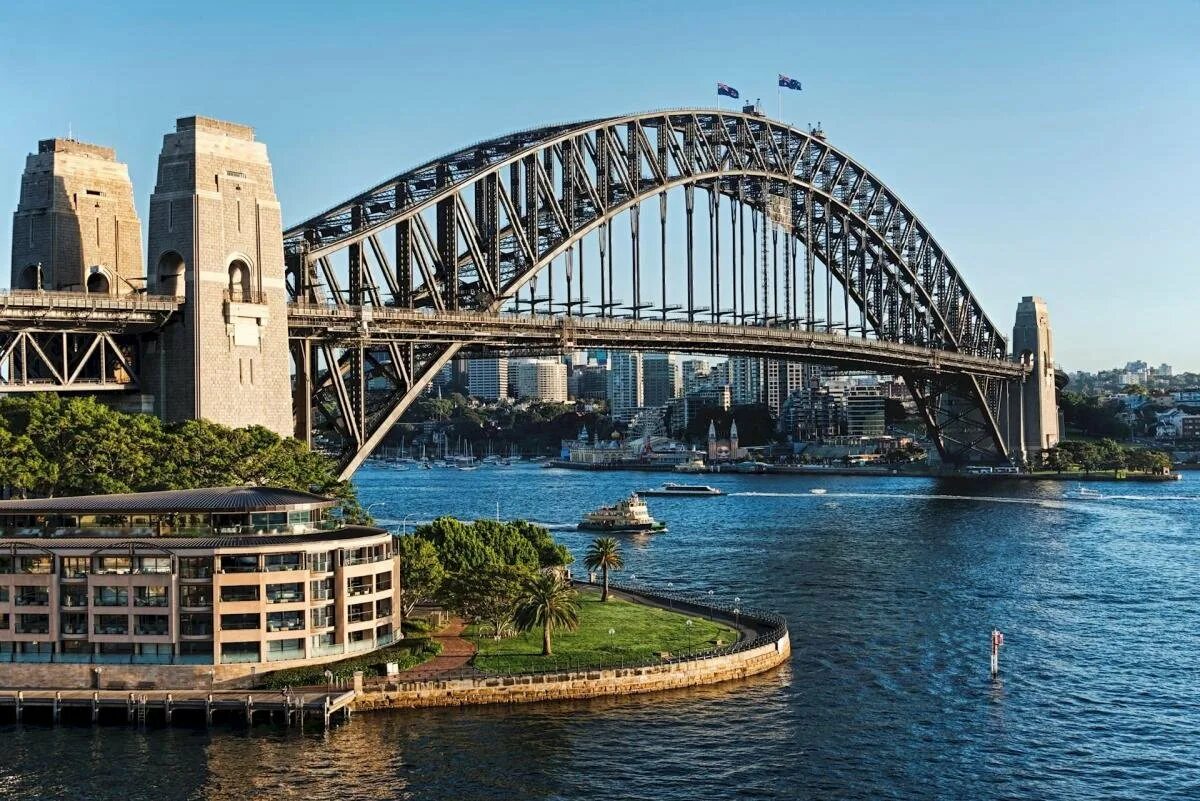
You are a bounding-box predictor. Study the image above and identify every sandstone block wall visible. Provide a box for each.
[10,138,143,294]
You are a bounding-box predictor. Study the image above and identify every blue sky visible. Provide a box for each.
[1,0,1196,371]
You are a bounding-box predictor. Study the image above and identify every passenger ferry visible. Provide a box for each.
[578,493,666,533]
[638,483,725,497]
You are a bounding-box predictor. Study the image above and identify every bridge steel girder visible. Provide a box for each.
[282,110,1015,477]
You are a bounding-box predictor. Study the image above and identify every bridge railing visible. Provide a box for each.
[0,289,182,311]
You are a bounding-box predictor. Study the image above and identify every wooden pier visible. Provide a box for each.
[0,688,356,729]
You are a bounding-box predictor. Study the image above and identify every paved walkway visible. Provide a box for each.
[388,618,478,681]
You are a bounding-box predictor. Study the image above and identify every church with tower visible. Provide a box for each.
[707,419,747,462]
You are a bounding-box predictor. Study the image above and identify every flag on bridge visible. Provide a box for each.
[717,82,740,99]
[778,74,802,91]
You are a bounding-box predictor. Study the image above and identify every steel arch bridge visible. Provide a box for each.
[282,108,1026,479]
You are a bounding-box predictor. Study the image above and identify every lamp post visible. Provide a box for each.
[399,513,418,537]
[365,501,388,521]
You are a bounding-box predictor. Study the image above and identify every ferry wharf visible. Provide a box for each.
[0,687,356,729]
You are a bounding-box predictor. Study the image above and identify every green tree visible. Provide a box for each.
[440,563,528,639]
[394,536,446,617]
[414,516,493,573]
[511,572,580,656]
[584,537,624,602]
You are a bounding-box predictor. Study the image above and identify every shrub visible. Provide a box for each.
[260,638,442,688]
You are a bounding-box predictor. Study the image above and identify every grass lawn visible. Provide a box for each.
[468,588,739,674]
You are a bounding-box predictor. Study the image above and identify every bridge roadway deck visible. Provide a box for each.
[287,305,1027,380]
[0,290,180,332]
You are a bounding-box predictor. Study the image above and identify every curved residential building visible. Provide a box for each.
[0,487,400,689]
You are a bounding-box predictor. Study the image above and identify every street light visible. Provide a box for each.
[365,501,388,521]
[399,513,418,537]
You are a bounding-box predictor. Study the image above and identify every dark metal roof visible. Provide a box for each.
[0,486,337,515]
[0,525,387,551]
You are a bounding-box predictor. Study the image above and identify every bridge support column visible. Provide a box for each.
[143,116,292,437]
[1010,296,1060,464]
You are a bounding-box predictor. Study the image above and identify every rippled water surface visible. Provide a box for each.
[3,465,1199,800]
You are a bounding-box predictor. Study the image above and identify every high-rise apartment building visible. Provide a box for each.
[607,352,643,421]
[466,358,509,400]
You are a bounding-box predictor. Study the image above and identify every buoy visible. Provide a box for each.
[990,629,1004,677]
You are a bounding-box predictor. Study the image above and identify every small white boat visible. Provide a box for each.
[456,465,479,472]
[810,488,828,495]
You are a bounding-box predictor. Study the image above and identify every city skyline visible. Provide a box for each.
[2,1,1197,371]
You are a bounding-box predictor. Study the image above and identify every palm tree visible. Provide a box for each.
[584,537,624,602]
[512,572,580,656]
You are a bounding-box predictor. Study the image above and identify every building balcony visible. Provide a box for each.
[134,597,170,608]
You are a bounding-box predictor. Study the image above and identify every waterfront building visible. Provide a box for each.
[510,358,568,402]
[0,487,400,688]
[466,358,508,400]
[642,353,681,409]
[845,386,886,437]
[607,351,643,421]
[783,387,845,441]
[706,419,746,462]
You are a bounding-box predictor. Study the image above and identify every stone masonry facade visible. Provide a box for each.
[142,116,293,436]
[10,139,143,294]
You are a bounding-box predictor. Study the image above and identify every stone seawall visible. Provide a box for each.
[353,631,790,712]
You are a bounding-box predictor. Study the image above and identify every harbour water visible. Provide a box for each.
[3,464,1198,800]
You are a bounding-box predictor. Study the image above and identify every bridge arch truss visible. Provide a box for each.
[283,109,1020,477]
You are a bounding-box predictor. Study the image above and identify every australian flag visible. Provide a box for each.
[778,74,802,91]
[717,82,740,99]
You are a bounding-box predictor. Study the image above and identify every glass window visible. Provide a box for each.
[136,556,172,574]
[60,612,87,636]
[375,597,392,619]
[266,610,305,632]
[220,585,259,603]
[263,553,301,572]
[375,571,393,591]
[180,613,213,637]
[311,605,334,629]
[266,582,303,604]
[14,586,48,606]
[61,557,89,578]
[179,641,213,656]
[61,587,87,608]
[266,637,304,661]
[93,586,128,606]
[220,555,259,573]
[134,615,169,636]
[347,576,373,596]
[134,586,169,607]
[220,613,260,631]
[93,556,131,575]
[310,551,333,572]
[179,557,213,579]
[16,614,49,634]
[20,555,52,574]
[310,578,333,600]
[0,588,7,603]
[0,613,8,630]
[94,614,128,635]
[348,602,373,623]
[180,585,211,607]
[220,642,260,664]
[0,556,13,573]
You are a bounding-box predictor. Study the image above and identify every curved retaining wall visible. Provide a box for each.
[353,583,790,712]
